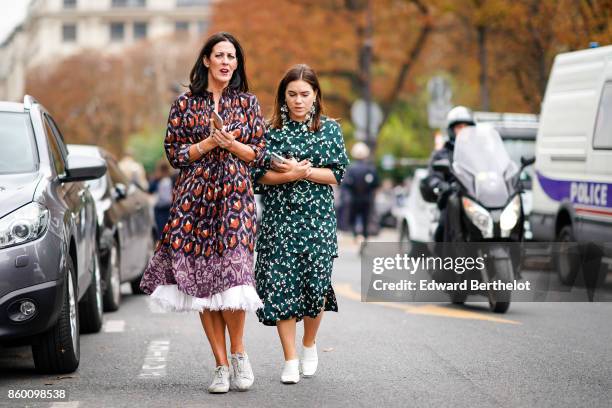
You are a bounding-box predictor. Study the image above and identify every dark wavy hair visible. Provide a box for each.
[189,32,249,96]
[270,64,323,132]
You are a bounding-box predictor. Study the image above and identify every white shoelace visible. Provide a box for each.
[213,366,226,383]
[234,355,249,378]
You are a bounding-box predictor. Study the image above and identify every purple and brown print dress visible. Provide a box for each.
[139,88,266,312]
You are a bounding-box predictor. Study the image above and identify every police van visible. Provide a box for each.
[531,44,612,284]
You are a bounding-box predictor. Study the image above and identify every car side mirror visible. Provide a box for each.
[114,183,128,200]
[61,155,107,182]
[432,159,451,174]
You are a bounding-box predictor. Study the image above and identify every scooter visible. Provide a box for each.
[428,125,535,313]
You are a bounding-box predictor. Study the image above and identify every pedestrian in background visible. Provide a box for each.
[344,142,379,243]
[118,147,149,190]
[251,64,349,384]
[148,160,176,236]
[139,32,266,394]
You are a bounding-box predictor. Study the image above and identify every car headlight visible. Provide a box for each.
[462,197,493,238]
[0,202,50,249]
[500,195,521,235]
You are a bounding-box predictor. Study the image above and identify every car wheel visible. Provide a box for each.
[79,247,104,333]
[32,255,80,374]
[102,237,121,312]
[131,230,155,295]
[556,225,580,285]
[398,221,410,251]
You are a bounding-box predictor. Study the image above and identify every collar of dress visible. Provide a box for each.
[281,119,325,149]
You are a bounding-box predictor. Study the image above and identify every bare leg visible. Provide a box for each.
[303,311,324,347]
[221,310,246,354]
[199,310,229,366]
[276,318,298,360]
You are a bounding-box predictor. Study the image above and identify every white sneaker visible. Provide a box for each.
[230,352,254,391]
[301,344,318,377]
[207,365,230,393]
[281,359,300,384]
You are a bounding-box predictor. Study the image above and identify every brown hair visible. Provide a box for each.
[270,64,324,131]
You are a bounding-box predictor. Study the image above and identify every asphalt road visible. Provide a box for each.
[1,230,611,408]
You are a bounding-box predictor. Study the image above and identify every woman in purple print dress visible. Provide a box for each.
[139,32,266,394]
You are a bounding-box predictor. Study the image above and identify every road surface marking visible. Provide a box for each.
[139,339,170,378]
[103,320,125,333]
[334,282,521,325]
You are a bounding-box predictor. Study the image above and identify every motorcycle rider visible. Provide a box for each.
[421,106,475,242]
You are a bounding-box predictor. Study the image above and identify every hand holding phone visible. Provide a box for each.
[211,111,224,130]
[271,152,287,165]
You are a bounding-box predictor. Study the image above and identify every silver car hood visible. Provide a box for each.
[0,172,42,218]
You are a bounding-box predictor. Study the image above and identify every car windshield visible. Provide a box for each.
[0,112,38,174]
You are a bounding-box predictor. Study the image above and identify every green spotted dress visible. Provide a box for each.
[251,116,349,326]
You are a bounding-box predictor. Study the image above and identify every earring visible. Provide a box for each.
[280,103,289,125]
[307,102,316,130]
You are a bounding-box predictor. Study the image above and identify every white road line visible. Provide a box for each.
[147,298,168,314]
[138,340,170,378]
[103,320,125,333]
[50,402,79,408]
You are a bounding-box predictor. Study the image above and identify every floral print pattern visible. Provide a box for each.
[140,89,266,300]
[252,116,349,325]
[255,251,338,326]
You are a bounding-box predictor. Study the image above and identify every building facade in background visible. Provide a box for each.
[0,0,214,101]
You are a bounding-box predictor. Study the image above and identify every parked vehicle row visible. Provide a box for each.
[0,96,156,374]
[67,145,157,311]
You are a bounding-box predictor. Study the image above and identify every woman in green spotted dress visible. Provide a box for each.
[251,64,349,384]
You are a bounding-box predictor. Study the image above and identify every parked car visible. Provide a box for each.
[67,145,157,312]
[531,44,612,285]
[396,168,439,251]
[0,95,107,373]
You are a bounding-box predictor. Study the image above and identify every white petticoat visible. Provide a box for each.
[149,284,263,313]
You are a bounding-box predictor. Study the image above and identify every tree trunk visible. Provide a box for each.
[477,25,490,111]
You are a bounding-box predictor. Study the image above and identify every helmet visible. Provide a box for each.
[446,106,475,141]
[351,142,370,160]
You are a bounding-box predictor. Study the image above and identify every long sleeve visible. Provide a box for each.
[323,120,350,184]
[245,94,267,168]
[164,95,191,169]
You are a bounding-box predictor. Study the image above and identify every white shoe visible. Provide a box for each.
[301,344,318,377]
[281,359,300,384]
[230,352,254,391]
[207,365,230,393]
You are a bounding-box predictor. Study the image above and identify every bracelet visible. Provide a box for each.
[195,141,205,155]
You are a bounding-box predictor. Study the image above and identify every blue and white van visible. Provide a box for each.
[531,45,612,282]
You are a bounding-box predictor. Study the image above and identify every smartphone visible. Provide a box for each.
[270,152,286,165]
[211,111,223,130]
